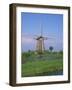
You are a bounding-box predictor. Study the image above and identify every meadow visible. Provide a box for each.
[21,51,63,77]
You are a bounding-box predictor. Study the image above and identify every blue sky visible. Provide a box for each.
[21,12,63,52]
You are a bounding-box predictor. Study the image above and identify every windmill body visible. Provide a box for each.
[34,25,47,54]
[36,36,44,54]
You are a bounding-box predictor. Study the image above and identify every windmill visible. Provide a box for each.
[34,24,48,54]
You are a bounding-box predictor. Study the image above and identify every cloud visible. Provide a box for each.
[21,34,36,52]
[22,36,34,43]
[21,33,35,44]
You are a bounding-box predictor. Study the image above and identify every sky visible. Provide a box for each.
[21,12,63,52]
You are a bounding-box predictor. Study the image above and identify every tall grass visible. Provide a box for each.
[21,52,63,77]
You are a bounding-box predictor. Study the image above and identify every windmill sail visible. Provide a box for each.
[34,24,48,54]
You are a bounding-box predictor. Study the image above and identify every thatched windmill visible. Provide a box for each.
[34,25,47,54]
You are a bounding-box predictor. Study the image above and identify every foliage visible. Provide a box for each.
[59,50,63,54]
[22,59,63,77]
[21,51,63,77]
[49,46,53,52]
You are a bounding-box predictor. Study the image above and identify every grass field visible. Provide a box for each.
[21,51,63,77]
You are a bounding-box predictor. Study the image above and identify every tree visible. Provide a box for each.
[49,46,53,52]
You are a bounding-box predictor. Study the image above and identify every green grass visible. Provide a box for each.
[21,52,63,77]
